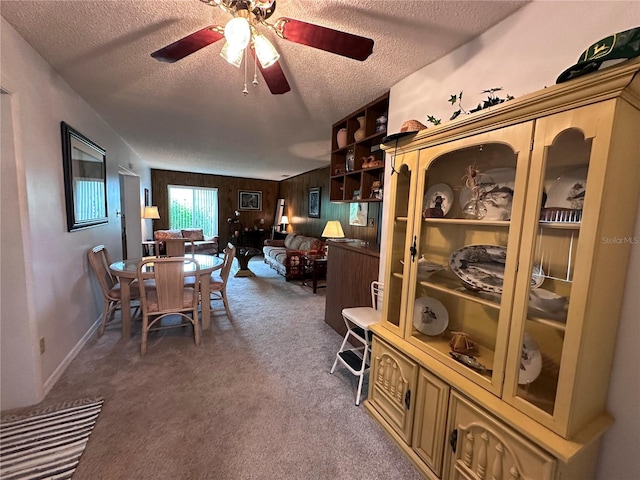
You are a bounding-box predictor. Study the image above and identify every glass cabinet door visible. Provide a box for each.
[405,124,534,396]
[503,102,623,437]
[381,150,419,337]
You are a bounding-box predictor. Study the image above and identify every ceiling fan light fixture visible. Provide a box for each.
[252,0,274,9]
[224,16,251,49]
[220,41,244,67]
[253,31,280,68]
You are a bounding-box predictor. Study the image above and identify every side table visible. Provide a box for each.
[302,255,327,294]
[234,246,262,277]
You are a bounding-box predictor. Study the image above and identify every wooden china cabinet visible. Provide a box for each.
[365,59,640,480]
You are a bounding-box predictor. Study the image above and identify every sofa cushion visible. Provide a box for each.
[284,234,298,249]
[181,229,204,241]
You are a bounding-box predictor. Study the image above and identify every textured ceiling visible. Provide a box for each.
[1,0,528,181]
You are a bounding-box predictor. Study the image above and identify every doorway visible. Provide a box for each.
[119,173,141,259]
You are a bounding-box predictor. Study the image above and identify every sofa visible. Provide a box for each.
[153,228,219,256]
[263,233,324,280]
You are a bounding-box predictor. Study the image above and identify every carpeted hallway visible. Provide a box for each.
[3,257,422,479]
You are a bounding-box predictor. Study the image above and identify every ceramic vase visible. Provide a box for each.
[336,128,347,149]
[354,116,366,142]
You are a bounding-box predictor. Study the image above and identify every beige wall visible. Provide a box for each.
[0,17,152,409]
[382,2,640,479]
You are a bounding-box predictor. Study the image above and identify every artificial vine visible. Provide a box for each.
[426,88,514,125]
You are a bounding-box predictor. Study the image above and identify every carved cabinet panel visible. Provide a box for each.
[445,391,556,480]
[369,337,419,444]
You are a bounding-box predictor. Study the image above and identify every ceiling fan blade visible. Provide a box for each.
[151,26,223,63]
[276,18,374,61]
[256,58,291,95]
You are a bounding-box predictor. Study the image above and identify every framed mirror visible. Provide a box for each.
[61,122,108,231]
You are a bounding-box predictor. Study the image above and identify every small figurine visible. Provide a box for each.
[423,195,445,218]
[449,331,476,354]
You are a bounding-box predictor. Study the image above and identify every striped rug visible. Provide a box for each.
[0,398,103,480]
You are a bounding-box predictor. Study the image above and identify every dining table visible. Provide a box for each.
[109,254,223,338]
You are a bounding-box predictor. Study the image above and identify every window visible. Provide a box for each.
[168,185,218,237]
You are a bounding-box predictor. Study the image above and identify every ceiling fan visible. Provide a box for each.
[151,0,375,95]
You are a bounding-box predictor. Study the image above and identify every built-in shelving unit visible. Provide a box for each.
[330,92,389,202]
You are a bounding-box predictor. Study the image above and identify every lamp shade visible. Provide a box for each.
[281,215,289,225]
[142,206,160,220]
[321,220,344,238]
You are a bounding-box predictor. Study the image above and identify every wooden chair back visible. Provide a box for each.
[88,245,116,297]
[137,257,200,313]
[164,238,193,257]
[219,243,237,285]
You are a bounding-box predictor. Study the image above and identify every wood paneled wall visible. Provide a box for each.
[151,169,280,242]
[152,166,381,246]
[325,241,380,335]
[279,167,380,245]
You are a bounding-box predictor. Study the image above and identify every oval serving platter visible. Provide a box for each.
[449,244,544,293]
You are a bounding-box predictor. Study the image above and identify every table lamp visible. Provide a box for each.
[143,206,160,220]
[142,206,160,243]
[280,215,289,232]
[321,220,345,255]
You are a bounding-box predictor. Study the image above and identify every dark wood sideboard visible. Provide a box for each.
[324,240,380,336]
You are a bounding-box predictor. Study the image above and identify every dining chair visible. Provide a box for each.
[209,243,236,318]
[330,281,384,405]
[87,245,140,337]
[164,238,194,257]
[136,256,201,355]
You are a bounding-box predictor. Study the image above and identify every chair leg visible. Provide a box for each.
[330,332,350,374]
[355,341,370,406]
[141,315,149,355]
[221,290,231,318]
[98,299,118,337]
[193,311,201,346]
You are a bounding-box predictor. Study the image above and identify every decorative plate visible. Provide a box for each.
[459,167,516,221]
[546,166,588,209]
[449,245,544,293]
[519,332,542,385]
[413,296,449,336]
[423,183,454,218]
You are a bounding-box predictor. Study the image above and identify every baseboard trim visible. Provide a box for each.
[42,317,101,396]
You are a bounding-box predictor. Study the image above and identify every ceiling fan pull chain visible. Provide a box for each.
[252,47,259,87]
[243,48,249,95]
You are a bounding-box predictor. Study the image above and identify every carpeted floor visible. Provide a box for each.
[2,257,422,479]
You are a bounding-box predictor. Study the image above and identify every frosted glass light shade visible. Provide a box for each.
[321,220,344,238]
[224,17,251,49]
[253,32,280,68]
[220,42,244,68]
[280,215,289,225]
[143,206,160,220]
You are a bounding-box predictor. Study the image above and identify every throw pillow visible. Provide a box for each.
[181,229,204,241]
[154,230,182,240]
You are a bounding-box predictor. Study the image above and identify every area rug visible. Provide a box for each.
[0,398,103,480]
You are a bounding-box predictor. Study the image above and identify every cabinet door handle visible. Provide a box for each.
[410,236,417,262]
[449,429,458,453]
[404,389,411,409]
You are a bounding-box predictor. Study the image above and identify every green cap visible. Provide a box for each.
[556,26,640,83]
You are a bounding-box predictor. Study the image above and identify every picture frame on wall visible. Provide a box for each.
[308,187,321,218]
[238,190,262,211]
[349,202,368,226]
[144,188,150,207]
[61,121,108,232]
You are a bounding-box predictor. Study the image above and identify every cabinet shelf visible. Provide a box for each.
[330,92,389,202]
[419,278,502,310]
[424,218,511,227]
